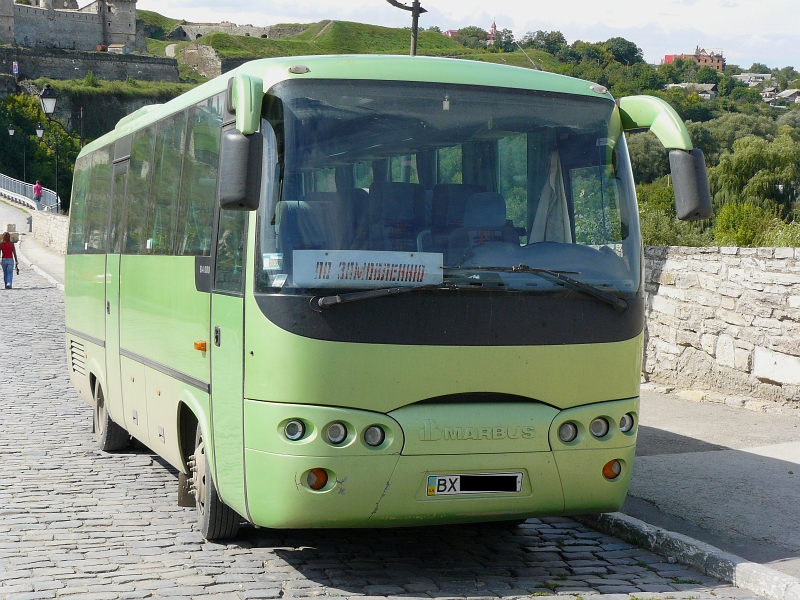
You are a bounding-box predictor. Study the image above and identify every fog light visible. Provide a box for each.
[307,468,328,490]
[590,417,610,438]
[364,425,386,447]
[619,413,635,433]
[602,459,622,480]
[326,422,347,445]
[558,422,578,443]
[284,420,305,441]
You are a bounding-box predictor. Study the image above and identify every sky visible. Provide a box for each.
[135,0,799,70]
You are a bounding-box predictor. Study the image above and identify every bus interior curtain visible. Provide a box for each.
[529,151,573,244]
[527,129,557,236]
[416,150,437,190]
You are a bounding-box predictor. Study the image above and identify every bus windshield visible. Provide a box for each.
[255,79,642,297]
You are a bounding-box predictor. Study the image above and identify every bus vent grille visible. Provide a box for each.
[69,340,86,377]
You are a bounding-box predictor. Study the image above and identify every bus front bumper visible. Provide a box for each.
[243,444,635,529]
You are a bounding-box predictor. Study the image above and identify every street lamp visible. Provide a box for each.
[7,124,26,182]
[39,83,57,116]
[35,122,44,139]
[384,0,427,56]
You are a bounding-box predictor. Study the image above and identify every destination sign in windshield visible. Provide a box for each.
[293,250,443,289]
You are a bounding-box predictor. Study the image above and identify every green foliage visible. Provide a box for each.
[685,113,777,164]
[708,133,800,214]
[137,9,183,40]
[83,70,100,87]
[696,66,720,85]
[34,77,194,100]
[520,30,567,55]
[714,201,776,246]
[627,132,669,183]
[602,37,643,66]
[730,86,762,103]
[637,179,714,246]
[455,26,488,49]
[749,62,771,74]
[759,220,800,246]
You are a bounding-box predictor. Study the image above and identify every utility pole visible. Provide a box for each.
[384,0,427,57]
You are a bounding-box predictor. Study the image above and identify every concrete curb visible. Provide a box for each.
[577,512,800,600]
[15,237,64,291]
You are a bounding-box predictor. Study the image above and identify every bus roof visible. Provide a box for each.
[81,54,613,156]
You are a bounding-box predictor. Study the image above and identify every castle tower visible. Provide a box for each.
[0,0,13,46]
[104,0,137,48]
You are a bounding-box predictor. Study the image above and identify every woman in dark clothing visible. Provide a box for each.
[1,232,18,289]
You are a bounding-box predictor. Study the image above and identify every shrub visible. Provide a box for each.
[759,220,800,247]
[714,201,776,246]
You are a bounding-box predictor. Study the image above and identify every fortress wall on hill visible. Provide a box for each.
[0,46,178,82]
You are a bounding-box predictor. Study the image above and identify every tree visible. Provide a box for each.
[627,132,669,183]
[696,66,721,85]
[521,30,567,55]
[426,25,442,33]
[495,28,516,53]
[749,62,770,74]
[714,201,775,246]
[708,133,800,215]
[602,37,643,65]
[455,26,488,49]
[729,86,762,103]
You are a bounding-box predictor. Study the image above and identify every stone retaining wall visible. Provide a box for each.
[643,246,800,406]
[31,212,68,255]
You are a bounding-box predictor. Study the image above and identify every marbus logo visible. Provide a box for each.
[419,419,534,442]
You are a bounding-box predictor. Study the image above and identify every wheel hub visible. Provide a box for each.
[191,439,207,515]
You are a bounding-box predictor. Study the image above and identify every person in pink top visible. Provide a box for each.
[33,180,43,210]
[1,232,18,289]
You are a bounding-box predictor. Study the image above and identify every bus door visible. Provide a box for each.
[105,158,129,426]
[209,208,249,516]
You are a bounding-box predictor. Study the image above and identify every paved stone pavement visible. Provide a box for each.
[0,269,768,600]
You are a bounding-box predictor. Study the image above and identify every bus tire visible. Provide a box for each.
[93,380,130,452]
[192,423,240,540]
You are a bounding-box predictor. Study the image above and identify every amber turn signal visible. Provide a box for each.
[602,459,622,480]
[307,468,328,490]
[194,341,207,352]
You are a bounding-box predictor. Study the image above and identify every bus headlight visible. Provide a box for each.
[558,422,578,443]
[364,425,385,447]
[284,420,305,441]
[619,413,635,433]
[326,422,347,445]
[590,417,610,438]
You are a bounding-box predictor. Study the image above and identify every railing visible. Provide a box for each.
[0,173,59,212]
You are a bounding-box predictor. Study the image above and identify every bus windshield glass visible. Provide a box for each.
[255,79,642,297]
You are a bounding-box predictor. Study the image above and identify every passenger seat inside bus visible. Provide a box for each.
[418,183,486,253]
[303,190,370,250]
[368,181,426,252]
[277,201,335,276]
[447,193,518,264]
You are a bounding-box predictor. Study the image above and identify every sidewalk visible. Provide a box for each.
[0,200,64,289]
[625,386,800,578]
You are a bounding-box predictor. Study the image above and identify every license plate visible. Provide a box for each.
[426,472,523,496]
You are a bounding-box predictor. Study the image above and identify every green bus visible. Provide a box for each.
[65,55,710,539]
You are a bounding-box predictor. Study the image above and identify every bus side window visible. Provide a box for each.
[67,155,92,254]
[178,94,224,256]
[124,126,156,254]
[213,211,248,295]
[146,110,188,255]
[84,145,113,254]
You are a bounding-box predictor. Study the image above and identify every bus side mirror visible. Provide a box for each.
[669,148,712,221]
[218,129,262,211]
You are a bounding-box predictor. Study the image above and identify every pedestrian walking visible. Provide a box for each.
[1,232,18,289]
[33,180,43,210]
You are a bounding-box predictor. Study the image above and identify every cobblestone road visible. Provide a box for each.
[0,265,767,600]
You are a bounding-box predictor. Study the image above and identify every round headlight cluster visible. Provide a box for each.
[364,425,386,447]
[284,420,305,441]
[619,413,635,432]
[590,417,610,438]
[326,422,348,445]
[558,422,578,443]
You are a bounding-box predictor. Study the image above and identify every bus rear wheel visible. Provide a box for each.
[93,381,130,452]
[191,423,240,540]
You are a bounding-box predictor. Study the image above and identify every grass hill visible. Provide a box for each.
[140,16,559,80]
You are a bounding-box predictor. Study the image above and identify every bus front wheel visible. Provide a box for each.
[191,423,240,540]
[93,381,130,452]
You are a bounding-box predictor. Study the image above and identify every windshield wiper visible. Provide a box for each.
[311,282,460,311]
[444,264,628,312]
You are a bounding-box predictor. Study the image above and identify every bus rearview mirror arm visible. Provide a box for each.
[618,95,712,221]
[218,129,263,211]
